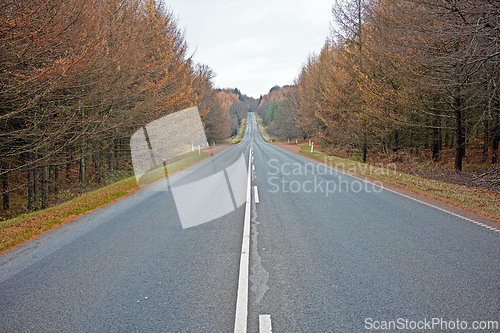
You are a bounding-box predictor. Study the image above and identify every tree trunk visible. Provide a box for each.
[439,117,445,152]
[66,151,72,181]
[93,150,104,184]
[482,117,489,162]
[114,138,120,171]
[34,166,39,210]
[493,135,499,164]
[362,132,367,163]
[492,105,499,164]
[432,114,440,161]
[394,130,399,151]
[54,164,59,196]
[454,100,464,172]
[0,161,9,210]
[27,154,35,211]
[107,145,114,172]
[28,169,34,211]
[79,156,86,185]
[41,164,49,209]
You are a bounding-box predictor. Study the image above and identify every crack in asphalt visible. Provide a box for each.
[249,175,269,306]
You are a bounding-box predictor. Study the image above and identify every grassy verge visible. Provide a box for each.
[0,151,209,254]
[237,118,247,141]
[255,115,272,142]
[300,145,500,222]
[226,117,247,144]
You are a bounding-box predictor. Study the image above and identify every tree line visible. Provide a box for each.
[262,0,499,171]
[257,86,304,141]
[0,0,247,218]
[217,88,256,136]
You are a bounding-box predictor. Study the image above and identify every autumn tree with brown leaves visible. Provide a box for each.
[292,0,499,172]
[0,0,235,217]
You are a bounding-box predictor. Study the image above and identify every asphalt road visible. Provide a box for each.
[1,113,499,332]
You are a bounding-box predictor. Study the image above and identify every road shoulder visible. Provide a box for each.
[271,142,500,231]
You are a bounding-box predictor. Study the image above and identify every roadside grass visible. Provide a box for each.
[235,118,247,142]
[300,145,500,222]
[0,151,209,255]
[225,117,247,144]
[256,115,272,142]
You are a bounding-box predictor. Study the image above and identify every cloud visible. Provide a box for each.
[166,0,333,98]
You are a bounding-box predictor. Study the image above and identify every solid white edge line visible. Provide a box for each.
[264,139,499,234]
[383,186,499,233]
[234,147,253,333]
[259,315,272,333]
[315,159,500,234]
[254,186,259,204]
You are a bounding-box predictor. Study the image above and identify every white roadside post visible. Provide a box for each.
[311,142,314,153]
[198,145,201,154]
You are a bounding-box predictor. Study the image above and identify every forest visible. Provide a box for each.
[258,0,499,189]
[0,0,251,220]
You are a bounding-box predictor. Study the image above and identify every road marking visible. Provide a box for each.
[392,194,500,233]
[252,165,255,171]
[343,171,499,233]
[254,186,260,204]
[264,141,498,233]
[234,147,253,333]
[310,157,500,234]
[259,315,272,333]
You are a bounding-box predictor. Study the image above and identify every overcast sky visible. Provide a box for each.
[165,0,333,98]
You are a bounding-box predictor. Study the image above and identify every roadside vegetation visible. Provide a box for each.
[229,118,247,144]
[256,115,272,143]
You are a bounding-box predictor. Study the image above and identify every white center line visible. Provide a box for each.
[254,186,260,204]
[259,315,272,333]
[234,147,253,333]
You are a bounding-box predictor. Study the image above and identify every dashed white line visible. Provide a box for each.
[254,186,260,204]
[234,147,253,333]
[259,315,272,333]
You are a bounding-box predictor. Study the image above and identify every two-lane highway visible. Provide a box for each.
[0,112,498,332]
